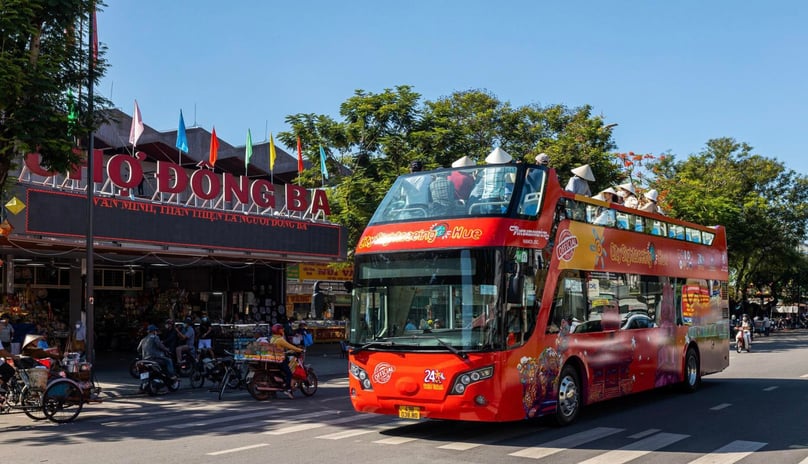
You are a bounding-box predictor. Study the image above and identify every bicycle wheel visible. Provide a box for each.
[21,386,46,421]
[43,379,84,424]
[217,369,231,400]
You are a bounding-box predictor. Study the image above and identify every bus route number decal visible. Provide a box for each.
[423,369,446,390]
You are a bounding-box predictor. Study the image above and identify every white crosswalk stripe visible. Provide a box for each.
[687,440,767,464]
[577,432,689,464]
[508,427,624,459]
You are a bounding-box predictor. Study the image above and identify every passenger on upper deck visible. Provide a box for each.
[616,183,639,208]
[469,148,514,204]
[400,160,431,206]
[639,189,664,215]
[565,164,595,196]
[536,153,550,166]
[448,156,476,201]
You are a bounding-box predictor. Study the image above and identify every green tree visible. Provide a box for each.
[0,0,109,190]
[646,137,808,305]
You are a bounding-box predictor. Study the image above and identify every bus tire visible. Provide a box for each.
[680,347,700,393]
[555,364,581,426]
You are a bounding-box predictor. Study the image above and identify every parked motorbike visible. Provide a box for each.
[190,355,228,389]
[246,351,318,400]
[175,350,196,377]
[735,326,752,352]
[136,359,181,395]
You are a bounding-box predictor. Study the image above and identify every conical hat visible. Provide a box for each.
[22,334,44,350]
[571,164,595,182]
[644,189,659,202]
[451,155,475,168]
[485,147,512,164]
[617,182,636,195]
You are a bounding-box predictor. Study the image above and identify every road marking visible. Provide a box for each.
[710,403,732,410]
[577,432,689,464]
[800,374,808,379]
[763,386,778,391]
[317,423,397,440]
[508,427,624,459]
[438,442,482,450]
[628,429,660,439]
[263,413,367,435]
[206,443,268,456]
[687,440,766,464]
[798,455,808,464]
[373,436,418,445]
[164,409,291,429]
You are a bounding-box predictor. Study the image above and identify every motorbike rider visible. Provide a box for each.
[175,317,196,364]
[737,314,753,351]
[269,323,303,398]
[137,324,178,379]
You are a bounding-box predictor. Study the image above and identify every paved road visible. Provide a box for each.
[1,330,807,464]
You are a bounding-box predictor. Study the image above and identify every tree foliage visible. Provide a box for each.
[0,0,110,190]
[646,137,808,305]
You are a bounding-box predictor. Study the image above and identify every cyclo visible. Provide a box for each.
[238,340,318,400]
[1,336,101,423]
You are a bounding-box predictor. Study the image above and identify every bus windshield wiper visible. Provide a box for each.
[353,340,394,353]
[432,335,468,360]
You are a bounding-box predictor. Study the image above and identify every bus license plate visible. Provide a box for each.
[398,406,420,420]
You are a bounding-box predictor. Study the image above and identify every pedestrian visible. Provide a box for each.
[0,314,14,349]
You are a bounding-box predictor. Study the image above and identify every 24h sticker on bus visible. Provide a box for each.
[423,369,446,390]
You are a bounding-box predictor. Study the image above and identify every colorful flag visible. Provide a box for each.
[209,127,219,167]
[269,132,277,171]
[245,129,253,171]
[176,110,188,153]
[129,100,144,146]
[297,135,304,174]
[319,145,329,180]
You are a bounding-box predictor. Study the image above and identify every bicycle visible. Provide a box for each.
[217,351,248,400]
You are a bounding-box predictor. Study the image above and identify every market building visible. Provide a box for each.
[0,108,347,353]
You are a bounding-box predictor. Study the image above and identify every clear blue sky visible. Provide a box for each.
[99,0,807,175]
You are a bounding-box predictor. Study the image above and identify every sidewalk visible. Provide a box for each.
[90,342,349,398]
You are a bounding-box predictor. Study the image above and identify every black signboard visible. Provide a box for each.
[13,186,346,260]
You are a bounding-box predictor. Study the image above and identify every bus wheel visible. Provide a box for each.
[680,347,700,393]
[555,364,581,426]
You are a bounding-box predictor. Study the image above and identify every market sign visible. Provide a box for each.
[14,186,346,260]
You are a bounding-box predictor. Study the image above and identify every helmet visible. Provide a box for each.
[147,324,158,333]
[271,323,285,335]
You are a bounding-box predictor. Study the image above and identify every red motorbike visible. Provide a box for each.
[246,351,318,400]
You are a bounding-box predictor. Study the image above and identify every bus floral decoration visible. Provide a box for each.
[517,347,561,418]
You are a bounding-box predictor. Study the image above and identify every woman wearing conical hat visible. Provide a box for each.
[565,164,595,196]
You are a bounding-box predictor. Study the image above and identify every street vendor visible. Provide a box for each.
[270,323,303,399]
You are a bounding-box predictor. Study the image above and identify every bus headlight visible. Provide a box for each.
[350,362,373,391]
[450,365,494,395]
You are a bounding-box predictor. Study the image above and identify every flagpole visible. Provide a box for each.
[85,3,96,365]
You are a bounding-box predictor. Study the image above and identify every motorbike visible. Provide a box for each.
[175,349,196,377]
[246,351,318,401]
[735,326,752,352]
[190,355,229,389]
[135,358,181,395]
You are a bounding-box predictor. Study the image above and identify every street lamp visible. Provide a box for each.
[603,123,619,131]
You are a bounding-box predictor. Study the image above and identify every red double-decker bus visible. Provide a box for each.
[346,159,729,424]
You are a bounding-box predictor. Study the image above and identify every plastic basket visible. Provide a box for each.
[24,368,49,391]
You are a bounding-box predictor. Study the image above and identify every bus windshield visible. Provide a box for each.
[369,164,547,223]
[348,249,509,351]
